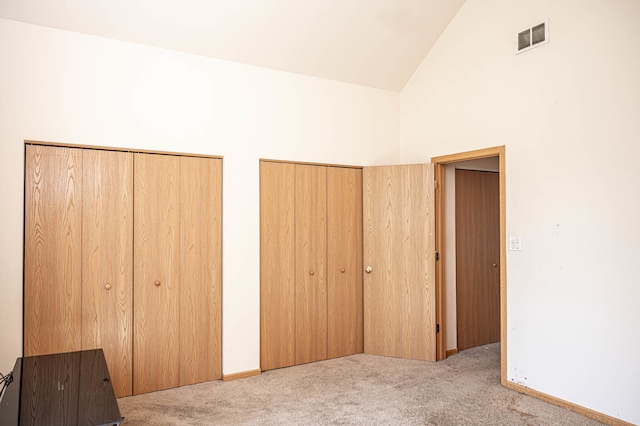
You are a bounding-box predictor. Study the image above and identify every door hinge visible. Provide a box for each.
[435,251,440,261]
[436,324,440,333]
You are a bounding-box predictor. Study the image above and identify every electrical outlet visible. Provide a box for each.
[509,236,522,251]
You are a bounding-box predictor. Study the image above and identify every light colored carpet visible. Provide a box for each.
[118,344,601,425]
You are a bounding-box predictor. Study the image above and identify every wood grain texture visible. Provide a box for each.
[260,161,296,370]
[455,169,500,350]
[77,349,123,425]
[327,167,363,358]
[18,350,122,426]
[259,158,361,170]
[295,164,327,364]
[24,145,83,356]
[434,163,447,360]
[25,140,222,160]
[133,153,180,394]
[19,352,81,425]
[222,369,261,381]
[179,156,222,386]
[431,146,504,164]
[445,348,459,357]
[430,146,506,383]
[363,164,436,361]
[498,151,507,385]
[81,149,133,397]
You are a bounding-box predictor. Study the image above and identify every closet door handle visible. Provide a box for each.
[365,266,372,274]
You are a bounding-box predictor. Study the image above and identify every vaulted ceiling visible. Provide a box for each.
[0,0,465,91]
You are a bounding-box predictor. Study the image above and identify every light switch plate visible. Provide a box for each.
[509,236,522,251]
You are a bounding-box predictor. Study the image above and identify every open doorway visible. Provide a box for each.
[432,146,506,386]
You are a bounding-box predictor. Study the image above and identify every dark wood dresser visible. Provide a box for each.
[0,349,123,425]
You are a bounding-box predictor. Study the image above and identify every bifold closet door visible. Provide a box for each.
[179,156,222,386]
[260,161,295,371]
[24,145,83,356]
[295,164,327,365]
[26,146,221,396]
[81,149,133,398]
[133,153,181,394]
[327,167,363,358]
[133,153,222,393]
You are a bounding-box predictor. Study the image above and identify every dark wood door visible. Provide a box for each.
[455,169,500,350]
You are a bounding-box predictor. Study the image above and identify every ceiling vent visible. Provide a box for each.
[516,18,549,54]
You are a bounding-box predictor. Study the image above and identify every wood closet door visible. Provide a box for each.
[363,164,436,361]
[24,145,83,356]
[133,153,180,394]
[179,156,222,386]
[327,167,363,358]
[295,165,327,364]
[260,161,296,371]
[81,149,133,398]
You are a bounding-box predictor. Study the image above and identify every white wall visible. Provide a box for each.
[400,0,640,423]
[0,19,401,377]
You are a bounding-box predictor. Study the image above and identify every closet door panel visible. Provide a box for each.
[260,161,296,370]
[24,145,83,356]
[363,164,436,361]
[327,167,363,358]
[295,165,327,365]
[81,149,133,397]
[133,153,180,394]
[179,156,222,386]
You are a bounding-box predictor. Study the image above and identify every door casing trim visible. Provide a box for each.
[431,146,506,386]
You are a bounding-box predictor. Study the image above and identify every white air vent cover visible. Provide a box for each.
[516,18,549,54]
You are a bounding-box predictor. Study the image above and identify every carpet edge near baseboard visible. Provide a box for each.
[505,381,632,426]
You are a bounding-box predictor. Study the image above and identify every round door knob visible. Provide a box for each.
[341,268,345,273]
[492,263,498,268]
[365,266,372,274]
[309,270,315,276]
[104,283,112,290]
[154,280,161,286]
